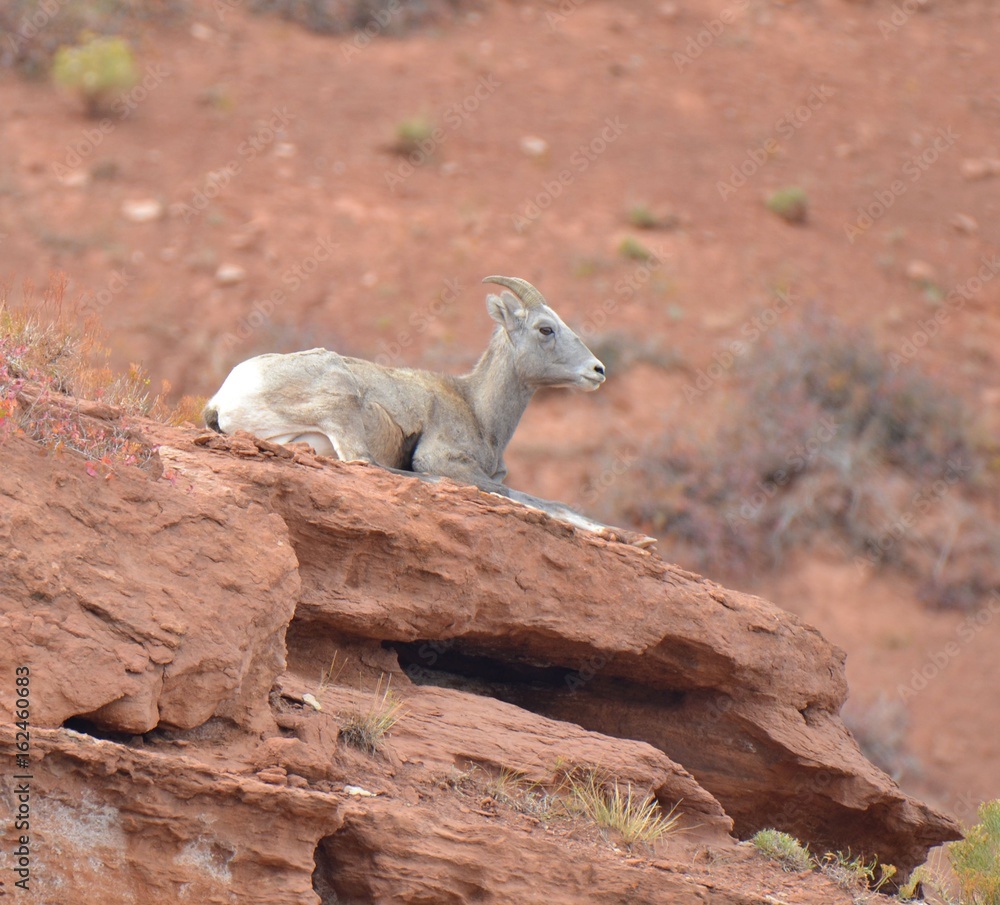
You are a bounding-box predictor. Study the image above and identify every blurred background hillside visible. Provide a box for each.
[1,0,998,828]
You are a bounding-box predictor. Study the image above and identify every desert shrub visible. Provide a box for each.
[752,831,899,894]
[244,0,474,36]
[0,279,155,410]
[163,392,208,427]
[751,829,814,871]
[766,186,808,224]
[819,851,896,895]
[391,114,436,156]
[951,800,1000,905]
[0,1,185,78]
[625,202,680,231]
[902,801,1000,904]
[610,307,999,605]
[618,235,656,262]
[52,33,138,116]
[743,311,973,475]
[626,203,660,230]
[843,694,920,783]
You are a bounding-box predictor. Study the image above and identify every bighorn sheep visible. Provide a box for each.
[204,276,647,542]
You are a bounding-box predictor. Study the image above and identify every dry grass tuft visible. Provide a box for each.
[0,278,162,471]
[562,768,681,849]
[338,675,405,756]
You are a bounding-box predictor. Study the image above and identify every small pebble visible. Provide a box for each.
[344,785,375,797]
[519,136,549,158]
[121,198,164,223]
[960,158,1000,181]
[905,259,936,284]
[215,263,247,286]
[58,169,89,189]
[949,212,979,235]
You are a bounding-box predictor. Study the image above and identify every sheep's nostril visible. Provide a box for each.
[594,363,606,377]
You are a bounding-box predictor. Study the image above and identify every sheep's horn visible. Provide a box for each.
[482,275,547,309]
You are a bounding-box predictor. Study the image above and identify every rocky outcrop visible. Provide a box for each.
[173,429,957,872]
[0,434,299,734]
[0,723,853,905]
[2,724,341,904]
[0,396,962,902]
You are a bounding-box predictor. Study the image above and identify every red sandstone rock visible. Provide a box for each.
[169,429,955,871]
[0,434,299,734]
[0,404,962,903]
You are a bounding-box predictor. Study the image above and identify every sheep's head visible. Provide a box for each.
[482,275,606,391]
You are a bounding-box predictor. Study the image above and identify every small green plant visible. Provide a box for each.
[618,235,655,262]
[897,866,927,901]
[751,829,814,872]
[626,203,678,231]
[627,204,659,229]
[52,34,139,117]
[766,186,809,224]
[565,769,681,848]
[819,851,896,895]
[950,799,1000,905]
[338,675,404,756]
[391,115,437,157]
[624,204,651,230]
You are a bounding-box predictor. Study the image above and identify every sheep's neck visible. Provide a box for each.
[464,329,535,455]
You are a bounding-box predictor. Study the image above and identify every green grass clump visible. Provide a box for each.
[391,115,437,157]
[338,675,404,756]
[951,800,1000,905]
[751,829,814,872]
[618,235,656,262]
[52,34,138,116]
[627,204,660,229]
[766,186,809,224]
[626,203,678,231]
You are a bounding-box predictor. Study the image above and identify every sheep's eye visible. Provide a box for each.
[539,325,554,336]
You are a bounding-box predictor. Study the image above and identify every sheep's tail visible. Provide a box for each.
[203,403,222,433]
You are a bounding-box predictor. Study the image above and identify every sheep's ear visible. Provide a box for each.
[487,290,525,331]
